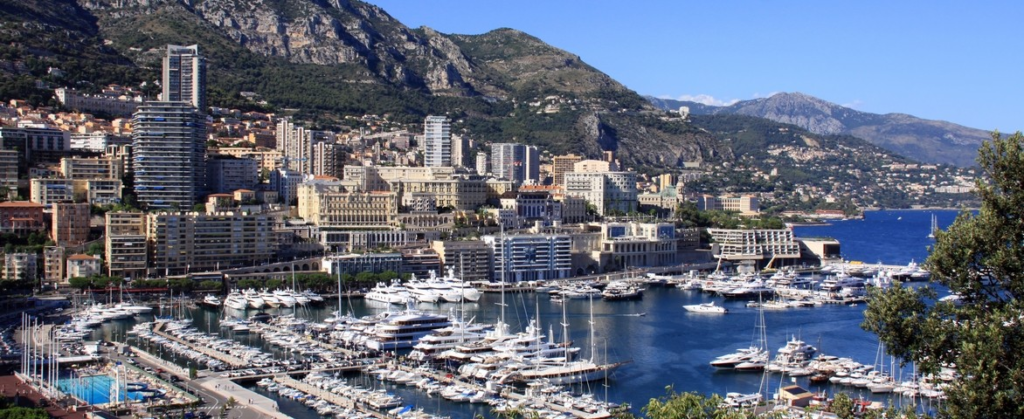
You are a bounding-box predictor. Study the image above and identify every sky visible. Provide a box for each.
[367,1,1022,132]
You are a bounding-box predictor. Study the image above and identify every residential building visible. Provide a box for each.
[564,171,638,215]
[162,44,206,110]
[0,125,71,162]
[30,178,74,207]
[401,247,442,278]
[451,134,470,168]
[312,141,341,178]
[0,149,17,200]
[105,211,147,278]
[213,147,282,173]
[475,152,489,175]
[483,233,572,282]
[70,132,132,153]
[132,101,207,209]
[207,157,258,194]
[554,194,588,224]
[81,179,123,206]
[276,118,312,174]
[269,168,302,204]
[51,202,90,246]
[43,246,65,286]
[491,143,540,185]
[423,115,451,167]
[60,157,124,180]
[551,153,583,186]
[55,88,143,117]
[573,159,617,173]
[1,252,37,281]
[66,254,101,280]
[429,240,491,282]
[147,211,279,275]
[0,201,46,234]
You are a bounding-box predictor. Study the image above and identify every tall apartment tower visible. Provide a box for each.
[475,152,489,175]
[423,115,451,167]
[276,118,312,174]
[162,45,207,111]
[552,153,583,186]
[491,143,540,185]
[132,102,207,209]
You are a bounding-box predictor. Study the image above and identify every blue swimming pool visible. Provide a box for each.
[58,375,147,405]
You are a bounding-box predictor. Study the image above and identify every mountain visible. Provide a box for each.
[647,93,991,167]
[0,0,727,171]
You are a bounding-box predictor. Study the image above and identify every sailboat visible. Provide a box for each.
[927,213,938,239]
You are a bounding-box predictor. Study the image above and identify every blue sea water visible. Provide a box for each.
[96,209,958,418]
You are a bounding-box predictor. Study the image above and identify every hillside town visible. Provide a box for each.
[0,44,977,419]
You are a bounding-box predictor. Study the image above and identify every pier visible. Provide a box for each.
[152,322,250,369]
[272,374,388,418]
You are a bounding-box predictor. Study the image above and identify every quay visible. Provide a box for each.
[250,320,364,357]
[271,374,388,418]
[152,322,250,369]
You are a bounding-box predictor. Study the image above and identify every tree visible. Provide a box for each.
[641,387,750,419]
[863,131,1024,418]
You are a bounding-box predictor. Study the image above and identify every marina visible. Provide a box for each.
[11,210,956,418]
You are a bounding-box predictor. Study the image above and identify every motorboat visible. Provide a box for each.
[201,295,221,307]
[683,302,727,314]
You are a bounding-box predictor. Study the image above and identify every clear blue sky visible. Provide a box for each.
[367,0,1022,132]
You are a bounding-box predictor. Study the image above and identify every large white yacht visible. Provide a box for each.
[242,288,266,309]
[362,308,453,350]
[365,280,412,305]
[223,290,248,310]
[683,302,728,314]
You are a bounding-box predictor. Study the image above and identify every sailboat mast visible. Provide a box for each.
[589,294,596,363]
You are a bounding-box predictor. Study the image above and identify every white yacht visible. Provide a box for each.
[362,308,453,350]
[365,280,412,305]
[683,302,728,314]
[404,275,442,303]
[223,291,248,310]
[409,318,492,361]
[769,336,817,372]
[243,289,266,309]
[259,290,282,308]
[201,295,222,307]
[273,289,298,307]
[440,267,481,302]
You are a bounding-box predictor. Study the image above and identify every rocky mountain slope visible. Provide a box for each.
[648,92,992,167]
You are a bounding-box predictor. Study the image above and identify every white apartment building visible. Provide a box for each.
[423,115,451,167]
[564,171,638,216]
[30,178,75,208]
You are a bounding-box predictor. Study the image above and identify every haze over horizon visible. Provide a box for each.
[369,0,1023,133]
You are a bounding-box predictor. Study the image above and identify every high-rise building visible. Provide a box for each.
[105,211,147,278]
[276,118,312,174]
[132,102,207,209]
[423,115,451,167]
[0,149,17,200]
[552,153,583,186]
[207,157,258,194]
[491,143,539,185]
[162,45,207,111]
[475,152,489,175]
[564,171,638,216]
[312,141,341,177]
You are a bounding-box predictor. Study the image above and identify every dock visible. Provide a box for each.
[272,374,388,418]
[152,322,250,369]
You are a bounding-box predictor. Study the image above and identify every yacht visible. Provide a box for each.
[365,280,412,305]
[201,295,222,308]
[602,281,643,301]
[409,318,492,361]
[710,347,765,369]
[441,267,481,302]
[683,302,728,314]
[299,290,325,304]
[820,273,865,292]
[404,275,442,303]
[273,289,298,307]
[362,308,453,350]
[769,336,818,372]
[243,289,266,309]
[223,291,248,310]
[259,290,282,308]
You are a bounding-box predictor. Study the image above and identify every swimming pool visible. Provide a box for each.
[57,374,147,405]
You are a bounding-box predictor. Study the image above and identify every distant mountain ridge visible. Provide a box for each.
[647,93,992,167]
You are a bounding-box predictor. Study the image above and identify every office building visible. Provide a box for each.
[697,194,760,216]
[423,115,451,167]
[0,125,71,162]
[132,102,207,209]
[296,179,398,228]
[162,44,206,110]
[51,202,90,246]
